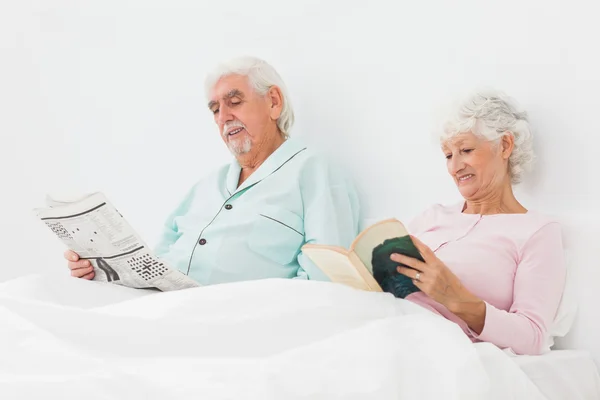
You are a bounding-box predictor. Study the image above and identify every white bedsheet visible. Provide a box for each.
[1,274,549,399]
[511,350,600,400]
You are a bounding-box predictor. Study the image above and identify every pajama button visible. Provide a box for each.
[225,204,233,210]
[199,239,207,245]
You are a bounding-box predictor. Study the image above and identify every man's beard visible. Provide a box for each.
[223,120,252,155]
[227,136,252,155]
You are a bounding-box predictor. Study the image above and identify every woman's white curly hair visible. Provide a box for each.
[441,88,535,184]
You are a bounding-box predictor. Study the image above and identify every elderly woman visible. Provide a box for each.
[392,89,566,356]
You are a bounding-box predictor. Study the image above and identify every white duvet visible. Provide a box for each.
[0,275,547,400]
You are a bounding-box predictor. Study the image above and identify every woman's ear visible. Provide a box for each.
[501,132,515,160]
[267,86,283,121]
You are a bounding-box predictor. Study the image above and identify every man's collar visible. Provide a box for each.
[225,137,307,196]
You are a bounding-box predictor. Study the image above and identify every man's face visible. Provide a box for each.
[208,74,276,156]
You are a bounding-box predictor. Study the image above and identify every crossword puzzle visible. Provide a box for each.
[127,253,168,281]
[45,222,73,240]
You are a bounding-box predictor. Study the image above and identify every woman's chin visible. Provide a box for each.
[457,185,478,199]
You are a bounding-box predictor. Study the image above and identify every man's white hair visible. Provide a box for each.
[441,88,535,184]
[204,56,295,138]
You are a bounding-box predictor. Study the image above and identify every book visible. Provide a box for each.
[301,219,424,298]
[33,192,201,291]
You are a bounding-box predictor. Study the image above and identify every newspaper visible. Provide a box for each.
[33,192,201,292]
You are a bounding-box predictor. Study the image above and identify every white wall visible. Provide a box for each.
[1,0,598,362]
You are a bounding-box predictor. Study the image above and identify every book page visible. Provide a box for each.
[351,219,409,274]
[302,246,382,292]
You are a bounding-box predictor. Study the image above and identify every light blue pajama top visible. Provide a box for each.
[154,138,360,285]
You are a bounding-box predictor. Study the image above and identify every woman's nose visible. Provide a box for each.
[449,157,465,175]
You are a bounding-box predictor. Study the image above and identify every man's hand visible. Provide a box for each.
[64,250,95,280]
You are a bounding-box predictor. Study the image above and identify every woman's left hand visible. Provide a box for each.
[390,235,474,311]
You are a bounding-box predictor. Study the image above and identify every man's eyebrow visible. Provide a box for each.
[224,89,244,99]
[207,89,245,109]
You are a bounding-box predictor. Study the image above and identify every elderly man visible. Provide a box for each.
[65,56,360,284]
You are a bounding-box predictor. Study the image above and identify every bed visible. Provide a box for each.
[1,273,599,399]
[472,344,600,399]
[510,350,600,399]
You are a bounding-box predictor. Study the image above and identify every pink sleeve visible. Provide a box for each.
[472,222,566,355]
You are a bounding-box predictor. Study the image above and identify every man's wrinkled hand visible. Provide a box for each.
[64,250,95,280]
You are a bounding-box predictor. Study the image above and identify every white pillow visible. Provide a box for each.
[544,250,578,351]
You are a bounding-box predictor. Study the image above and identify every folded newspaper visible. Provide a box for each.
[33,192,201,291]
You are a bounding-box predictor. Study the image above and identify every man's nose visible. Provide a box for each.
[216,104,234,126]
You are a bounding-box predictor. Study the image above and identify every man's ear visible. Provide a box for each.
[267,86,283,121]
[501,132,515,160]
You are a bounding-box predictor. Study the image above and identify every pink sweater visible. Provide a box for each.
[406,202,566,355]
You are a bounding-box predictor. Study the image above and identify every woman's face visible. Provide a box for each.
[442,131,512,200]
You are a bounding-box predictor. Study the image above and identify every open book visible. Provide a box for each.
[302,219,424,299]
[33,192,200,292]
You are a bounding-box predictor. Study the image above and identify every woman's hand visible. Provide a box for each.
[390,235,486,334]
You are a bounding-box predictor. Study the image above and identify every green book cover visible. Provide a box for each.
[372,236,424,299]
